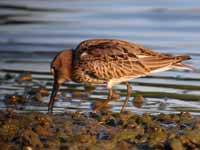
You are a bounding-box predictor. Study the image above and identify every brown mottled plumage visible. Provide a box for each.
[48,39,195,113]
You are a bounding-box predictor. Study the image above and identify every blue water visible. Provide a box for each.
[0,0,200,114]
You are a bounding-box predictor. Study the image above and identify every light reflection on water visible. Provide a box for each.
[0,0,200,115]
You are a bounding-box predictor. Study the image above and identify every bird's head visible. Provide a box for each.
[48,49,73,113]
[51,49,73,84]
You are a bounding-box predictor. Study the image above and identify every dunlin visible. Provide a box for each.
[48,39,195,113]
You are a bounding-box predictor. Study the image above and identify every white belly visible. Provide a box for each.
[107,76,140,88]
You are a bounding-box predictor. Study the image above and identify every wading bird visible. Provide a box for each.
[48,39,195,113]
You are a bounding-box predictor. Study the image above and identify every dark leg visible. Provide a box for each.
[92,88,113,113]
[120,82,132,113]
[48,81,60,114]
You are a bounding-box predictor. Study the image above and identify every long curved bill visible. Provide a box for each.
[48,81,60,114]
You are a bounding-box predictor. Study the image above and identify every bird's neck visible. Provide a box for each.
[60,49,75,82]
[69,50,76,81]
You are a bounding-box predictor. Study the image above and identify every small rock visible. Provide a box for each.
[4,73,14,80]
[133,95,144,108]
[0,144,19,150]
[34,125,53,137]
[4,94,27,105]
[84,84,96,93]
[148,128,167,147]
[91,100,110,113]
[170,139,184,150]
[20,129,43,150]
[16,72,32,82]
[23,146,32,150]
[0,123,18,142]
[28,87,49,97]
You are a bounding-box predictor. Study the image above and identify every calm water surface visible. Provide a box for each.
[0,0,200,115]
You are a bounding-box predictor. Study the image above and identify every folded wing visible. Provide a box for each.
[73,39,193,83]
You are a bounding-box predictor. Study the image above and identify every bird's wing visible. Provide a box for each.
[75,56,151,81]
[75,39,165,59]
[73,39,155,81]
[74,39,193,82]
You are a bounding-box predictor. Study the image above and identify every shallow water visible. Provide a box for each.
[0,0,200,115]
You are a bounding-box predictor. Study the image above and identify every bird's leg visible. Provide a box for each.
[92,88,113,113]
[120,82,132,113]
[48,81,60,114]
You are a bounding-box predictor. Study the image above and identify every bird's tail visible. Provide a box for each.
[174,55,191,62]
[173,55,196,71]
[173,63,196,71]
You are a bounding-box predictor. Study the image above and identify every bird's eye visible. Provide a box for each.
[51,67,56,75]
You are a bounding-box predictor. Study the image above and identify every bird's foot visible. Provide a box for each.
[47,107,53,115]
[47,111,53,115]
